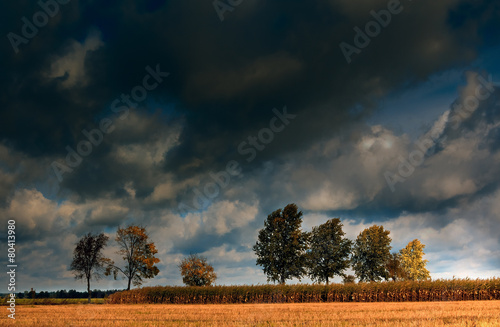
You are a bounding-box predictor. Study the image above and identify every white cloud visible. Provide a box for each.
[0,189,60,235]
[146,175,197,203]
[303,185,358,211]
[201,244,255,264]
[201,200,259,235]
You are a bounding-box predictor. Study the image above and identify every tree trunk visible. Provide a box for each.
[127,277,132,291]
[87,278,91,304]
[326,277,329,286]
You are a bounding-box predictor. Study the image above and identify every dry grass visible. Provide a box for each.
[1,301,500,326]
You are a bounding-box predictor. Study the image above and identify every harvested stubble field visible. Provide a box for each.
[1,301,500,326]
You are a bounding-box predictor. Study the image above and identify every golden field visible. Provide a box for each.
[1,301,500,326]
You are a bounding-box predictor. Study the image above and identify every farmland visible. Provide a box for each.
[0,298,106,305]
[1,301,500,326]
[108,278,500,304]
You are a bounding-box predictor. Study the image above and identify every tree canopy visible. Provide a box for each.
[70,232,110,303]
[179,254,217,286]
[386,252,407,281]
[253,203,309,284]
[399,239,430,281]
[105,225,160,290]
[351,225,392,282]
[307,218,352,285]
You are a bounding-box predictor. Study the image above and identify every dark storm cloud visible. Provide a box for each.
[1,0,500,289]
[2,0,499,205]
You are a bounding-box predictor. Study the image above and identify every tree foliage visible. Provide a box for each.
[342,275,356,284]
[351,225,392,282]
[253,203,309,284]
[306,218,352,285]
[178,254,217,286]
[105,225,160,290]
[70,232,110,303]
[399,239,430,281]
[386,252,407,281]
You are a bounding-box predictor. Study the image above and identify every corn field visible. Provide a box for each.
[107,278,500,304]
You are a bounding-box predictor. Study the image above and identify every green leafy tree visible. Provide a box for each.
[342,274,356,284]
[253,203,309,284]
[399,239,431,281]
[178,254,217,286]
[352,225,392,282]
[386,252,407,281]
[307,218,352,285]
[70,232,110,303]
[105,225,160,290]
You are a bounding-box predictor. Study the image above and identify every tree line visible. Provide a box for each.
[70,225,215,303]
[70,203,430,303]
[253,203,430,285]
[9,289,119,299]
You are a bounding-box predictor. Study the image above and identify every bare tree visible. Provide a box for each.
[70,233,110,303]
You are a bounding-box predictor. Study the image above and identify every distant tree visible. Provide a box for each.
[399,239,431,281]
[351,225,392,282]
[342,275,356,284]
[56,290,68,298]
[253,203,309,284]
[70,232,110,303]
[67,289,79,298]
[307,218,352,285]
[386,252,407,281]
[178,254,217,286]
[37,291,50,299]
[105,225,160,290]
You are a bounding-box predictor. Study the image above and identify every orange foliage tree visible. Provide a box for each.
[178,254,217,286]
[105,225,160,290]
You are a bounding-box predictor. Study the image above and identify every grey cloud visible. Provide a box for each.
[1,0,500,290]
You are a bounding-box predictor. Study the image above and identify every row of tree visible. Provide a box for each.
[70,226,217,303]
[253,204,430,285]
[13,289,119,299]
[71,203,430,303]
[70,225,160,303]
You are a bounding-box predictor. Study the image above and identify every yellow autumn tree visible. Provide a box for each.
[399,239,430,281]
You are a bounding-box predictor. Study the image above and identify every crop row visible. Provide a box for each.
[107,278,500,304]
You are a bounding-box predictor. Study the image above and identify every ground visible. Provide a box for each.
[2,301,500,326]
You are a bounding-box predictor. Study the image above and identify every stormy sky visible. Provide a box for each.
[1,0,500,291]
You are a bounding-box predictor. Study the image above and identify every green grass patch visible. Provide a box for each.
[0,298,106,305]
